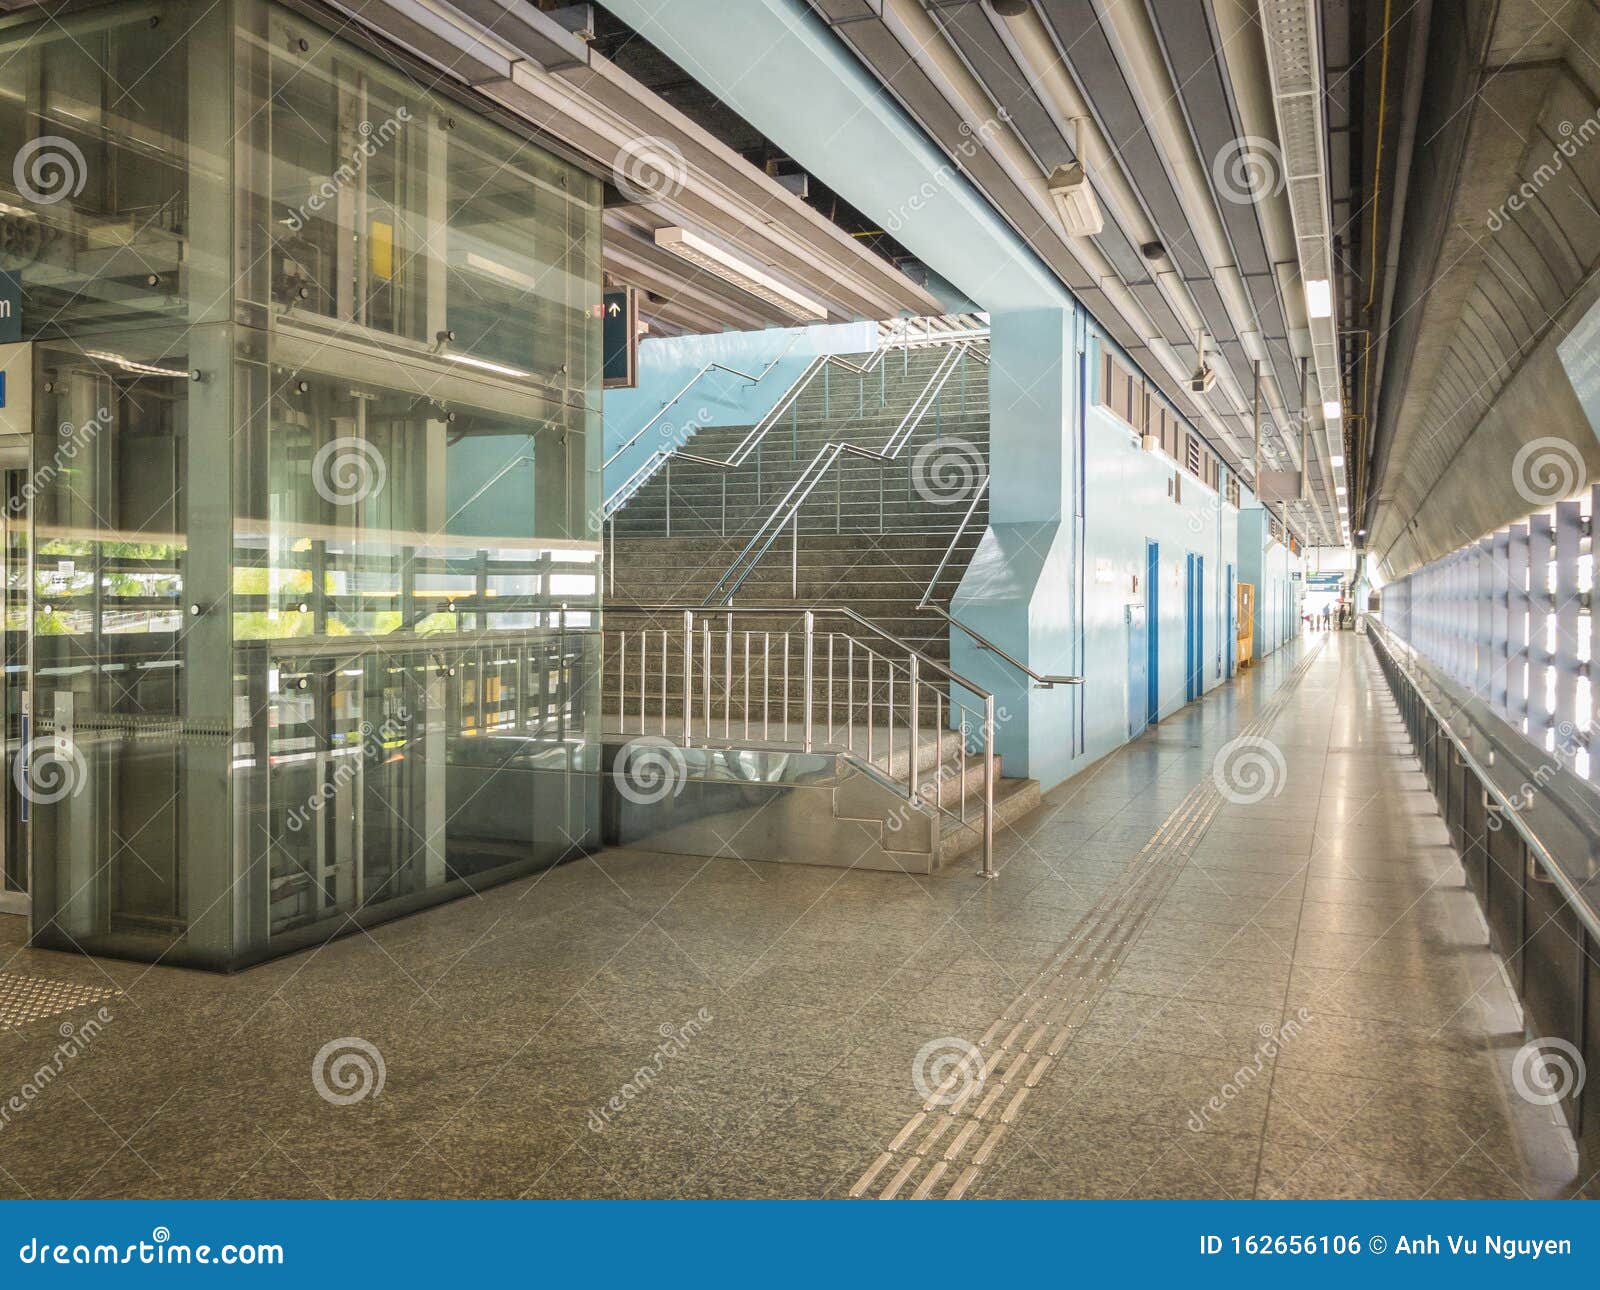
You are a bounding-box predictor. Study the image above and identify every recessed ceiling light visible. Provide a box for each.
[1322,400,1341,420]
[1305,279,1333,318]
[1336,486,1347,495]
[654,226,827,320]
[1329,453,1344,467]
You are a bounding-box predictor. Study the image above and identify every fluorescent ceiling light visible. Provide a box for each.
[84,350,188,379]
[1322,400,1342,420]
[444,352,535,380]
[1046,162,1105,237]
[1305,279,1333,318]
[655,226,827,321]
[1329,454,1344,468]
[1336,486,1347,495]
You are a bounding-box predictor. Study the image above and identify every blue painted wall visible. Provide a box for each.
[952,322,1265,788]
[602,320,876,500]
[604,0,1309,797]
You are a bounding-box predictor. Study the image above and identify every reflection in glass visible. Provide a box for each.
[21,0,603,969]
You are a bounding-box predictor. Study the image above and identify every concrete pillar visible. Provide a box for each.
[949,307,1080,788]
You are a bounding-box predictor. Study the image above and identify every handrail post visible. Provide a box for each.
[980,694,996,878]
[802,611,815,752]
[908,654,920,802]
[665,457,672,537]
[791,513,799,598]
[682,609,694,748]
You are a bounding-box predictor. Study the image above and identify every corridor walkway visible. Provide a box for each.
[0,634,1581,1198]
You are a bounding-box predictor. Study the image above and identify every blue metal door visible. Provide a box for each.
[1195,554,1205,694]
[1127,603,1148,739]
[1226,562,1236,677]
[1183,553,1197,702]
[1146,541,1160,725]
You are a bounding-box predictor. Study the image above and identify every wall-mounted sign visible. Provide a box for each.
[0,271,20,344]
[602,287,638,389]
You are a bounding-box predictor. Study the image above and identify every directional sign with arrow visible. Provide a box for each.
[602,288,637,389]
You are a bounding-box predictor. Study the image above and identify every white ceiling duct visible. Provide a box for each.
[1256,0,1347,536]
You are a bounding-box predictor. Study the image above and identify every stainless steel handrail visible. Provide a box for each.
[704,341,977,605]
[1367,616,1600,943]
[601,329,990,521]
[609,602,991,697]
[604,600,999,874]
[602,351,824,518]
[917,603,1084,689]
[920,471,988,603]
[913,471,1083,689]
[602,332,803,471]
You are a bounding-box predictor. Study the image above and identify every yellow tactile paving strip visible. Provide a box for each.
[0,972,121,1031]
[850,641,1325,1200]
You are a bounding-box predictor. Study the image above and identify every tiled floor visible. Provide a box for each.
[0,633,1583,1198]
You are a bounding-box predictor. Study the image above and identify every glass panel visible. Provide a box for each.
[16,0,602,969]
[26,330,197,956]
[2,456,29,899]
[232,0,601,399]
[0,0,222,339]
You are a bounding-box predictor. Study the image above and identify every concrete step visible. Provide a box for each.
[937,776,1041,866]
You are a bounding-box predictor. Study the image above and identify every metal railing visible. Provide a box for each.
[915,472,1084,690]
[704,341,983,605]
[602,328,991,527]
[602,332,803,473]
[603,603,1000,875]
[1366,616,1600,1177]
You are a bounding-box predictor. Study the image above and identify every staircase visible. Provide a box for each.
[601,336,1043,871]
[609,343,989,664]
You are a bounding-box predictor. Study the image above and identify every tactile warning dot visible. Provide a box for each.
[0,972,121,1030]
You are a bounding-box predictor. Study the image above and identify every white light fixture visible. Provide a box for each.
[444,352,535,381]
[1322,400,1342,420]
[1046,161,1104,237]
[1329,454,1344,467]
[1336,486,1347,495]
[654,227,827,320]
[1305,278,1333,318]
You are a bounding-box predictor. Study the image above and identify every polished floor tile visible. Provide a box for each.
[0,633,1579,1199]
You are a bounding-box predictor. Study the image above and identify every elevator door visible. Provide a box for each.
[0,452,30,916]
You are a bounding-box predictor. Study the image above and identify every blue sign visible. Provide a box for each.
[0,1200,1592,1285]
[0,269,18,344]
